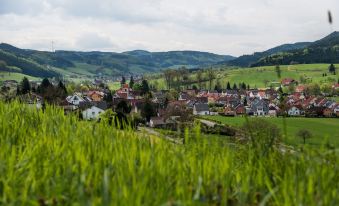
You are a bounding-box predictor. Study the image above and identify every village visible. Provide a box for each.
[1,74,339,130]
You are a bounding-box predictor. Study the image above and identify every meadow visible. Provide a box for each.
[0,102,338,205]
[203,115,339,147]
[150,64,339,89]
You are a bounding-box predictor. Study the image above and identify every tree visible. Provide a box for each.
[141,79,150,95]
[275,65,281,78]
[243,82,247,90]
[226,82,231,90]
[20,77,31,95]
[214,80,222,93]
[232,83,237,90]
[115,100,131,129]
[207,68,216,90]
[305,84,321,95]
[121,76,126,86]
[196,70,204,89]
[116,100,131,114]
[299,75,307,84]
[57,81,67,97]
[104,90,113,106]
[263,79,270,88]
[247,84,250,90]
[37,78,52,95]
[329,64,336,74]
[129,76,135,88]
[141,99,156,122]
[296,129,312,144]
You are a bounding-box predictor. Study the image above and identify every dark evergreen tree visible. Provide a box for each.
[141,79,150,95]
[241,82,247,90]
[232,83,237,90]
[243,98,247,106]
[121,76,126,85]
[275,65,281,78]
[104,90,113,105]
[329,64,336,74]
[226,82,231,90]
[58,81,67,97]
[129,76,135,88]
[141,99,156,122]
[20,77,31,94]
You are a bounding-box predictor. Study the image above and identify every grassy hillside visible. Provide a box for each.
[150,64,339,90]
[253,32,339,66]
[0,102,338,205]
[227,42,310,67]
[204,116,339,147]
[0,72,40,82]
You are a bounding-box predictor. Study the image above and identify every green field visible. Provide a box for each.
[150,64,339,90]
[0,72,41,82]
[204,116,339,147]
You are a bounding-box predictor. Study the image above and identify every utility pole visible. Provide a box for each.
[51,41,55,53]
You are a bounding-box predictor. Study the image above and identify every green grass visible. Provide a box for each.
[0,72,41,82]
[0,102,338,205]
[150,64,339,90]
[204,116,339,147]
[222,64,339,88]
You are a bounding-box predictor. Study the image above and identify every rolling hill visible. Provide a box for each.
[227,42,311,67]
[227,32,339,67]
[0,43,235,78]
[250,32,339,67]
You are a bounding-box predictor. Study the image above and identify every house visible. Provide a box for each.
[250,99,269,116]
[268,104,279,117]
[224,106,236,116]
[332,83,339,90]
[334,104,339,117]
[295,85,306,93]
[149,117,166,128]
[323,108,334,117]
[193,103,210,115]
[66,94,86,106]
[281,78,297,87]
[2,80,18,88]
[287,106,303,116]
[235,104,246,116]
[82,106,104,120]
[178,92,191,101]
[87,91,104,101]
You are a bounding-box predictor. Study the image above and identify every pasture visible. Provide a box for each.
[204,115,339,147]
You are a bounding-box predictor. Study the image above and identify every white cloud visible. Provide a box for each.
[0,0,337,56]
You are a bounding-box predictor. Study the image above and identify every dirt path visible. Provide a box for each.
[138,127,183,144]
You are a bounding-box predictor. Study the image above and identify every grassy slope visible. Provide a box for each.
[0,102,338,205]
[204,116,339,147]
[150,64,339,90]
[223,64,339,88]
[0,72,40,82]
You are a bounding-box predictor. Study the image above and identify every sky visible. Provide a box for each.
[0,0,338,56]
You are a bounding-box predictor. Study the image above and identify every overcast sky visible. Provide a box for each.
[0,0,338,56]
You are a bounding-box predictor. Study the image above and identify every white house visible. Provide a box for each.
[66,94,85,106]
[193,103,210,115]
[82,106,104,120]
[288,106,303,116]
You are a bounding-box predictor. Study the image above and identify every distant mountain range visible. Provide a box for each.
[0,44,235,78]
[0,31,338,79]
